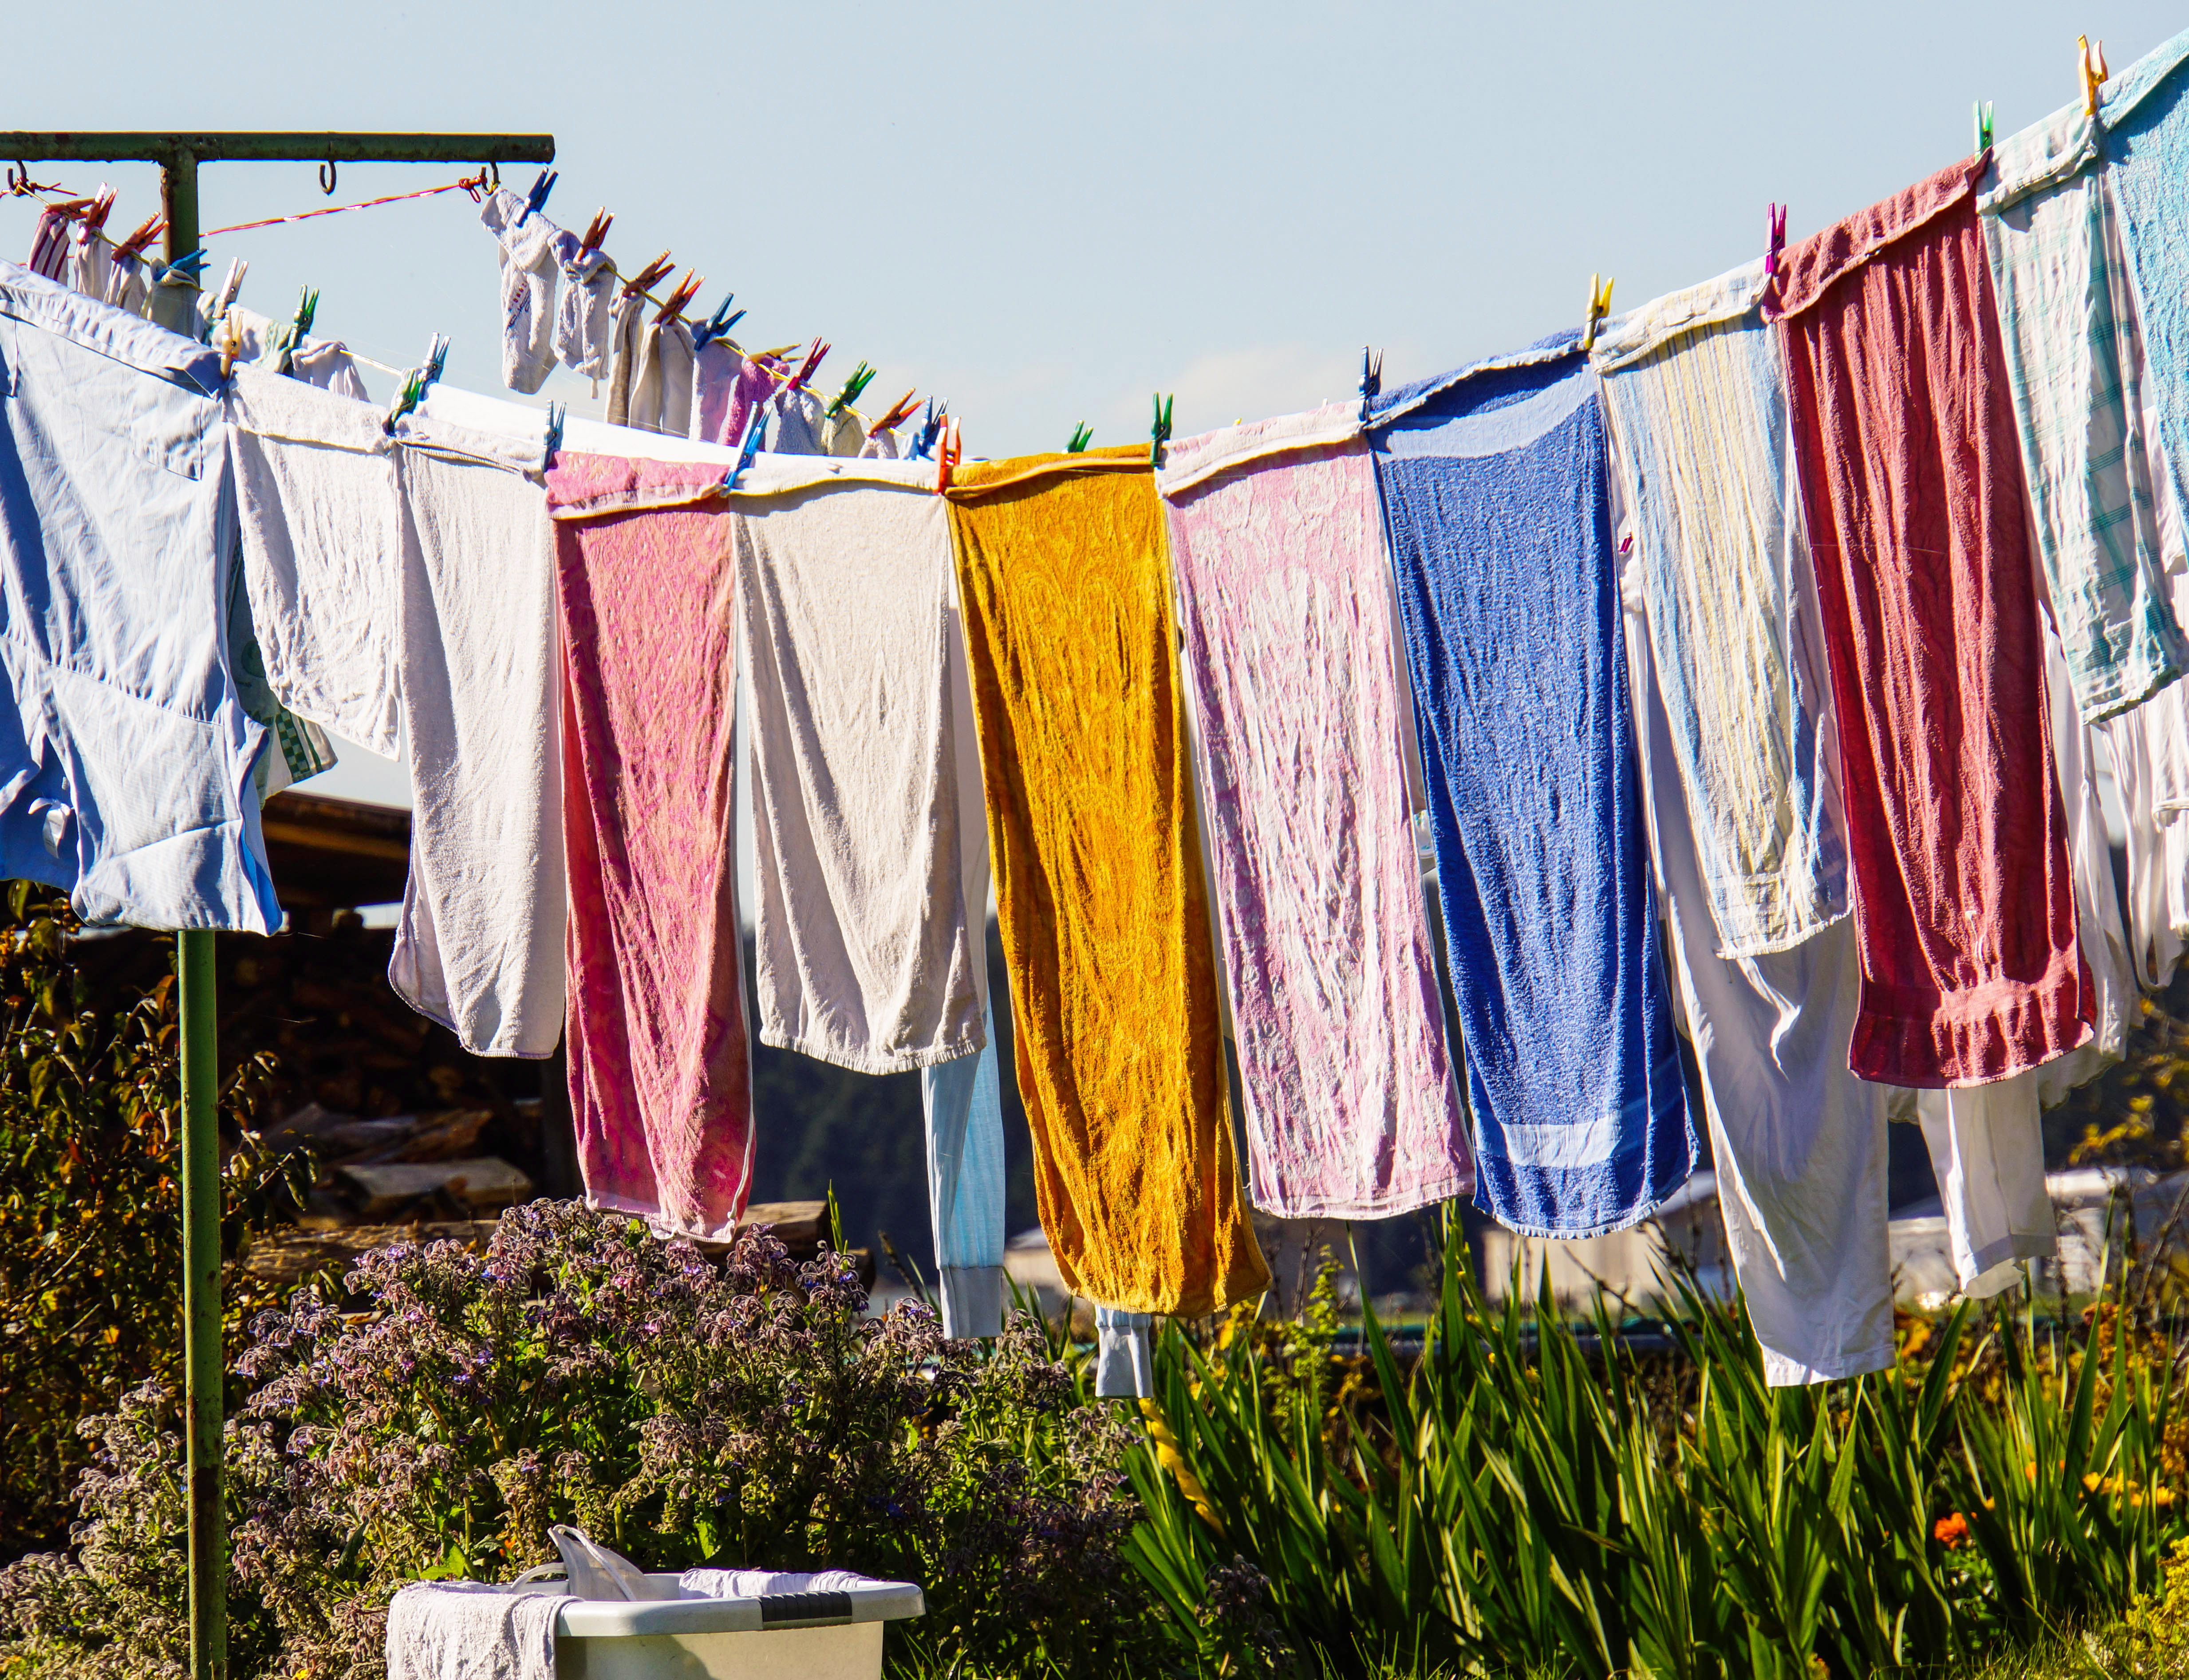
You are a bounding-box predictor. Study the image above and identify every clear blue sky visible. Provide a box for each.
[6,1,2184,808]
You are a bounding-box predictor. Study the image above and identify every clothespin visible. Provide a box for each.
[79,186,115,236]
[1360,347,1383,403]
[544,402,566,458]
[1066,422,1093,453]
[517,168,558,228]
[217,315,242,380]
[908,398,946,461]
[692,294,745,350]
[785,338,831,393]
[1580,273,1615,352]
[1149,393,1174,468]
[385,368,426,433]
[653,269,705,325]
[725,410,769,492]
[2079,35,2109,119]
[935,416,962,493]
[291,285,319,341]
[869,389,921,434]
[578,209,613,256]
[1972,100,1996,155]
[827,360,876,418]
[1764,204,1787,279]
[111,213,164,262]
[422,334,450,390]
[206,258,248,324]
[620,252,675,299]
[151,249,208,284]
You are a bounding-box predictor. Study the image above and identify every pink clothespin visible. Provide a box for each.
[1765,203,1788,278]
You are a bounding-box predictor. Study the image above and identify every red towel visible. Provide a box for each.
[1767,158,2091,1087]
[545,452,755,1237]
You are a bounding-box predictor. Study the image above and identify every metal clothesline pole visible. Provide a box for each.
[0,129,553,1680]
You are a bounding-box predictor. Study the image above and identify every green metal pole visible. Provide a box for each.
[160,145,225,1680]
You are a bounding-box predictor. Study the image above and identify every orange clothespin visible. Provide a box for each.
[578,208,613,256]
[620,252,675,299]
[2079,34,2110,118]
[870,388,921,434]
[111,213,165,262]
[79,186,116,236]
[653,269,705,324]
[935,415,962,493]
[785,337,831,393]
[1580,272,1615,352]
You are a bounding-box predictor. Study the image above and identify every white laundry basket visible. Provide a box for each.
[520,1574,924,1680]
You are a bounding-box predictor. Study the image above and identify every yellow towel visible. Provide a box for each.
[945,446,1269,1317]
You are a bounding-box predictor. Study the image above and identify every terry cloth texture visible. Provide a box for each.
[386,1582,571,1680]
[1980,94,2186,722]
[1620,557,1893,1388]
[729,455,989,1072]
[695,348,779,450]
[549,453,755,1240]
[922,997,1008,1340]
[1159,405,1471,1219]
[1767,156,2093,1088]
[480,187,560,396]
[1371,337,1695,1239]
[944,446,1270,1319]
[767,382,830,456]
[2102,28,2189,546]
[553,235,615,383]
[1593,258,1849,958]
[229,372,569,1056]
[0,265,280,932]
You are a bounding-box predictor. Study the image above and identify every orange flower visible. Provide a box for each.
[1934,1512,1970,1550]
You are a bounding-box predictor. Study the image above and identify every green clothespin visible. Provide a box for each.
[1149,394,1174,468]
[827,359,876,418]
[1066,422,1093,453]
[292,284,319,340]
[1973,99,1995,154]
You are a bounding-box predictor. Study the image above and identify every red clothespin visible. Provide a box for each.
[2079,34,2110,118]
[620,252,676,299]
[1765,203,1787,279]
[653,269,705,324]
[111,214,165,262]
[578,209,613,256]
[785,337,830,393]
[935,415,962,493]
[870,388,921,434]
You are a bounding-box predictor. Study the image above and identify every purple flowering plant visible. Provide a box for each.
[1,1199,1157,1680]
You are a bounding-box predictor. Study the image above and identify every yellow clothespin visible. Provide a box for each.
[2079,34,2109,118]
[1581,273,1615,352]
[218,315,242,380]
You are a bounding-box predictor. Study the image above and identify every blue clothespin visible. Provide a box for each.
[725,410,769,491]
[908,398,946,461]
[693,294,745,350]
[1358,347,1383,422]
[1066,422,1093,453]
[544,402,566,458]
[516,169,558,228]
[152,248,208,284]
[1149,393,1174,468]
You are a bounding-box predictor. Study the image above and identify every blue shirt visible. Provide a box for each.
[0,260,279,930]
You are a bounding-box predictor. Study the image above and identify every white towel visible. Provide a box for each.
[480,188,561,395]
[678,1568,877,1597]
[730,455,989,1073]
[386,1582,572,1680]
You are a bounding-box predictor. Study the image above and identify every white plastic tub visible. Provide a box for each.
[518,1573,924,1680]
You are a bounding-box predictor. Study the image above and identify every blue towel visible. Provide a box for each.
[1370,334,1695,1237]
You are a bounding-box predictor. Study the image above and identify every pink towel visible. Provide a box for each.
[1159,407,1471,1217]
[547,452,753,1238]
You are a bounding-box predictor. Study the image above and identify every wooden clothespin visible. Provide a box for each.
[620,252,675,299]
[1972,100,1995,155]
[1066,422,1093,454]
[869,389,921,434]
[935,415,962,492]
[1149,393,1174,468]
[1764,205,1787,279]
[1580,273,1615,352]
[827,360,876,418]
[2079,35,2109,118]
[653,269,705,325]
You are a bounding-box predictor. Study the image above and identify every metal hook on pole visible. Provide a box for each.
[318,159,336,196]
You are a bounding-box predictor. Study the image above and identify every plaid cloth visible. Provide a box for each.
[1982,99,2186,722]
